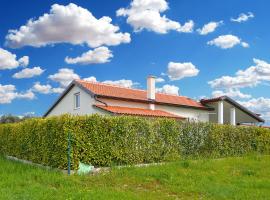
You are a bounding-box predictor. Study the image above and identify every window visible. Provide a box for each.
[74,92,80,109]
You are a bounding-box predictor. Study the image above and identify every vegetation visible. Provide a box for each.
[0,114,36,124]
[0,155,270,200]
[0,114,270,169]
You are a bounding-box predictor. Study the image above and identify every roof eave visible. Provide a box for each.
[96,95,212,111]
[201,96,265,123]
[43,80,96,117]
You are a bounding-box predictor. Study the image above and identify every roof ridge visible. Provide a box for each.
[77,79,193,99]
[77,79,146,92]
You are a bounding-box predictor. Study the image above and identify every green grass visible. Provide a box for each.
[1,155,270,200]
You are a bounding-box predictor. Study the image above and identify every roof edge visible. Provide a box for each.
[200,96,265,123]
[43,80,96,117]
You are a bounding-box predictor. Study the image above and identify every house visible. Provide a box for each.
[44,76,265,125]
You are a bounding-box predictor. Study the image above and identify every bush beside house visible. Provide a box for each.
[0,114,270,170]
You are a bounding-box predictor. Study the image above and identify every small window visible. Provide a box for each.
[74,92,80,109]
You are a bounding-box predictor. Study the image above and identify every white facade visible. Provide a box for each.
[204,101,261,125]
[46,85,209,121]
[47,85,106,117]
[45,82,263,125]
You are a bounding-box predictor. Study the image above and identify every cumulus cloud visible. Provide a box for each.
[5,3,131,48]
[48,69,138,90]
[83,76,97,82]
[0,84,34,104]
[167,61,199,80]
[117,0,194,34]
[241,42,249,48]
[65,47,113,65]
[12,66,44,79]
[32,82,63,94]
[212,89,251,99]
[156,84,179,95]
[155,77,165,83]
[48,68,80,87]
[197,21,223,35]
[0,48,29,70]
[231,12,254,23]
[207,34,249,49]
[209,58,270,89]
[239,97,270,122]
[83,76,138,88]
[103,79,138,88]
[18,56,29,67]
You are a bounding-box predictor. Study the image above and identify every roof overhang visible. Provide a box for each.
[96,95,213,111]
[44,80,213,117]
[43,80,96,117]
[94,105,186,119]
[201,96,265,123]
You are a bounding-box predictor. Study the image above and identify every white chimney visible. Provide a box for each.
[147,75,156,110]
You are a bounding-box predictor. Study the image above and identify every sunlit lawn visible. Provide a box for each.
[0,155,270,199]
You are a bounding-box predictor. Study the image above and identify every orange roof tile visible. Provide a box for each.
[76,80,207,110]
[95,105,185,119]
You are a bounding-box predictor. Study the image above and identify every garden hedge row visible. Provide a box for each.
[0,114,270,169]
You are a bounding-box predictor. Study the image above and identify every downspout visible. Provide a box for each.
[94,95,108,107]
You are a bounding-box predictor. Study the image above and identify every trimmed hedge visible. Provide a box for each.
[0,114,270,169]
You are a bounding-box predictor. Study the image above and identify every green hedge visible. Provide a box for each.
[0,114,270,169]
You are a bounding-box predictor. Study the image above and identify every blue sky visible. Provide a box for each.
[0,0,270,123]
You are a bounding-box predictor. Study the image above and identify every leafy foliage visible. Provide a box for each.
[0,114,270,169]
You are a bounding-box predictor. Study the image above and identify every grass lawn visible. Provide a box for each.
[0,155,270,200]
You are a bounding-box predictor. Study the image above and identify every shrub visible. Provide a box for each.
[0,114,270,169]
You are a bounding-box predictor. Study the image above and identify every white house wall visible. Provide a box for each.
[205,101,259,124]
[47,85,107,117]
[47,85,210,122]
[99,98,150,109]
[100,98,209,122]
[155,104,209,122]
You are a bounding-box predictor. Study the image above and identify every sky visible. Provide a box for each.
[0,0,270,124]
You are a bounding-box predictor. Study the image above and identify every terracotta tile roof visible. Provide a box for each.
[76,80,208,110]
[95,105,185,119]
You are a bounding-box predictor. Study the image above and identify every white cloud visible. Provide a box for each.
[32,83,51,94]
[177,20,194,33]
[156,84,179,95]
[167,61,199,80]
[18,56,29,67]
[117,0,194,34]
[212,89,251,99]
[0,84,35,104]
[12,66,44,79]
[207,34,249,49]
[103,79,138,88]
[156,77,165,83]
[65,47,113,65]
[83,76,137,88]
[51,87,65,94]
[48,68,80,87]
[83,76,97,82]
[197,21,223,35]
[23,111,35,116]
[16,90,35,100]
[241,42,249,48]
[231,12,254,23]
[5,3,131,48]
[0,48,29,70]
[209,58,270,89]
[239,97,270,122]
[32,82,63,94]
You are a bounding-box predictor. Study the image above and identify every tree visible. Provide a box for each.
[0,114,21,124]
